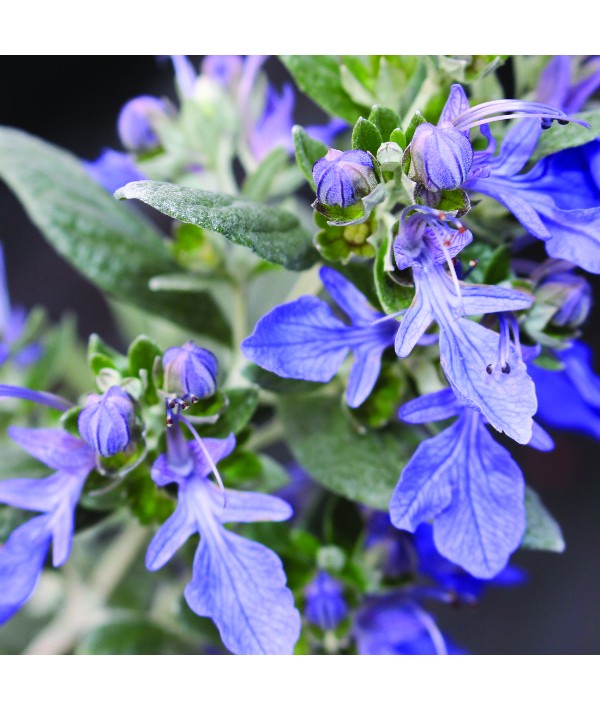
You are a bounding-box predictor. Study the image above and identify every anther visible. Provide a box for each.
[558,118,570,125]
[486,364,493,375]
[190,395,199,404]
[501,363,511,374]
[168,398,177,410]
[180,400,190,410]
[540,117,552,130]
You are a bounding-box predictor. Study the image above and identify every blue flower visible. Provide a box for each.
[393,206,536,443]
[463,58,600,273]
[83,148,146,193]
[304,571,348,631]
[241,266,397,408]
[117,95,170,153]
[530,341,600,439]
[162,341,218,403]
[0,244,43,368]
[0,427,96,623]
[146,415,300,655]
[354,593,454,654]
[312,149,383,225]
[78,385,135,457]
[408,83,574,195]
[389,387,553,578]
[532,260,592,330]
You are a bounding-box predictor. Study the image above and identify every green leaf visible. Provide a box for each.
[243,363,323,394]
[521,486,565,553]
[389,127,407,150]
[292,125,329,189]
[127,335,162,403]
[531,110,600,162]
[351,117,383,155]
[482,245,511,284]
[198,387,259,438]
[374,235,415,314]
[435,188,471,216]
[0,127,230,344]
[368,106,401,142]
[115,180,318,272]
[241,146,290,201]
[76,619,186,655]
[279,394,422,510]
[88,333,127,373]
[404,111,427,144]
[280,56,369,124]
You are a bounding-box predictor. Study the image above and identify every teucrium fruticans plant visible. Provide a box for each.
[0,54,599,655]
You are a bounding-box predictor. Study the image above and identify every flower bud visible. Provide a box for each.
[376,141,404,170]
[117,96,170,153]
[304,571,348,631]
[538,271,592,329]
[78,385,135,457]
[312,149,383,225]
[162,341,218,401]
[408,123,473,192]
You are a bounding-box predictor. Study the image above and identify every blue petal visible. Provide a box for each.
[439,318,536,444]
[189,434,236,477]
[185,529,301,654]
[0,516,51,624]
[319,266,381,325]
[438,84,470,129]
[241,296,350,382]
[7,427,95,472]
[354,595,448,655]
[304,571,348,630]
[489,119,541,177]
[0,472,63,512]
[560,341,600,408]
[390,421,460,531]
[398,389,461,424]
[346,346,386,408]
[528,421,555,451]
[394,290,433,358]
[83,149,145,194]
[460,283,533,316]
[146,498,196,571]
[217,489,293,524]
[170,55,197,97]
[432,415,526,578]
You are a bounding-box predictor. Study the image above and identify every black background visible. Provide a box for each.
[0,55,599,654]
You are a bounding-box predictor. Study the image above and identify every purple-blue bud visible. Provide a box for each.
[304,571,348,631]
[408,123,473,192]
[117,96,170,153]
[162,341,218,401]
[313,149,379,209]
[78,385,135,457]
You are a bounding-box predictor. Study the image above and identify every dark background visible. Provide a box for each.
[0,56,599,654]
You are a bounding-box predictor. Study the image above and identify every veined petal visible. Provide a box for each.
[466,177,551,239]
[216,489,293,524]
[542,203,600,274]
[438,84,470,131]
[0,472,64,512]
[319,266,381,326]
[390,421,459,531]
[241,296,351,382]
[185,529,301,655]
[0,516,51,624]
[145,498,197,571]
[439,318,536,444]
[398,389,461,424]
[189,434,236,477]
[460,282,534,315]
[489,119,542,177]
[394,290,434,358]
[433,414,526,578]
[7,427,95,472]
[346,345,386,408]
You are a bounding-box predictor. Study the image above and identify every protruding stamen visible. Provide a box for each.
[486,314,512,375]
[452,99,578,132]
[180,415,227,505]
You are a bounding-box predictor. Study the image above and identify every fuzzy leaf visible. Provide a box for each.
[115,180,317,271]
[0,127,230,343]
[279,394,422,510]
